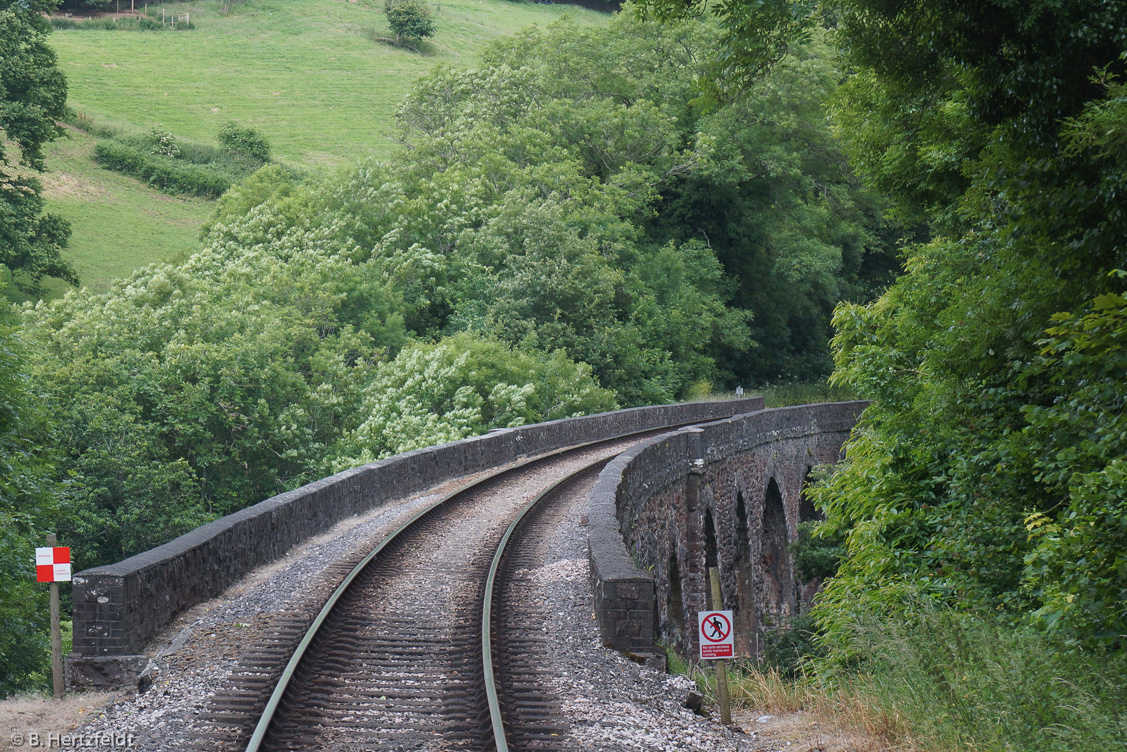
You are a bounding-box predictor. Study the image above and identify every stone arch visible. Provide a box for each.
[665,548,687,647]
[732,484,758,655]
[798,465,824,524]
[703,507,719,572]
[760,477,792,627]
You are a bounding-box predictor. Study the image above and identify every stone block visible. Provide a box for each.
[66,655,150,691]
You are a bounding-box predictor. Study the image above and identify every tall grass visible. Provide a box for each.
[50,15,190,31]
[847,611,1127,752]
[66,108,126,140]
[717,611,1127,752]
[758,380,859,407]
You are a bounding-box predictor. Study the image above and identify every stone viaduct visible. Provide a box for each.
[67,398,863,686]
[588,401,865,661]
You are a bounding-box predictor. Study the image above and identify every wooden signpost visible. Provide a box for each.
[36,534,71,700]
[699,566,733,724]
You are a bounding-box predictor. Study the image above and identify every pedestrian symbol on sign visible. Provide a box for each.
[705,614,729,641]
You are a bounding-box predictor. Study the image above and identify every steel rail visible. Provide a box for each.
[243,424,690,752]
[481,457,609,752]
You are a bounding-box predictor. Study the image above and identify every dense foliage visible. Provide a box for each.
[809,0,1127,653]
[644,29,899,379]
[218,122,272,162]
[93,123,271,198]
[632,0,812,104]
[22,195,614,568]
[0,0,76,291]
[327,334,615,471]
[0,319,56,695]
[377,15,890,388]
[1,0,69,694]
[384,0,435,44]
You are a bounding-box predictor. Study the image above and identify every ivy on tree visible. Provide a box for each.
[0,0,77,292]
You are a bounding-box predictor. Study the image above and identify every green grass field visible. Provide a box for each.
[11,126,213,302]
[6,127,214,304]
[12,0,608,303]
[46,128,213,287]
[51,0,607,165]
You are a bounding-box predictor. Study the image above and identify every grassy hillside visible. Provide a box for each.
[42,128,214,296]
[14,0,608,303]
[5,127,214,304]
[51,0,608,165]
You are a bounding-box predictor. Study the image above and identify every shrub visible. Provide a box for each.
[759,611,824,679]
[149,126,181,158]
[790,520,846,582]
[175,140,225,165]
[218,122,271,162]
[94,141,232,198]
[385,0,435,43]
[91,121,272,199]
[325,334,616,471]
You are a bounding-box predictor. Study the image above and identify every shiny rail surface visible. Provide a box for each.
[482,458,609,752]
[242,425,691,752]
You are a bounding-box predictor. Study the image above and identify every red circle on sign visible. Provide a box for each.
[701,612,731,642]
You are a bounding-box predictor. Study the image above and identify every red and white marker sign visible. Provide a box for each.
[36,547,71,583]
[698,610,734,659]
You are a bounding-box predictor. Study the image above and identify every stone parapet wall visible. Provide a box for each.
[69,397,764,675]
[588,402,866,657]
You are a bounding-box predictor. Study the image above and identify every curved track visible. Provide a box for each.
[485,461,606,752]
[242,431,665,752]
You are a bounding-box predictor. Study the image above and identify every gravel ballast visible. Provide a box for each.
[73,463,778,751]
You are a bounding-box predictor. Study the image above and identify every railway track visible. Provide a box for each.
[224,429,673,752]
[485,461,606,751]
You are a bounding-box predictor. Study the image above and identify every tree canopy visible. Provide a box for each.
[0,0,76,291]
[807,0,1127,651]
[385,0,436,45]
[632,0,813,104]
[0,314,58,694]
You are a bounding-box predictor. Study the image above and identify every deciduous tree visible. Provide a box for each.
[0,320,57,694]
[384,0,435,46]
[809,0,1127,651]
[0,0,76,291]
